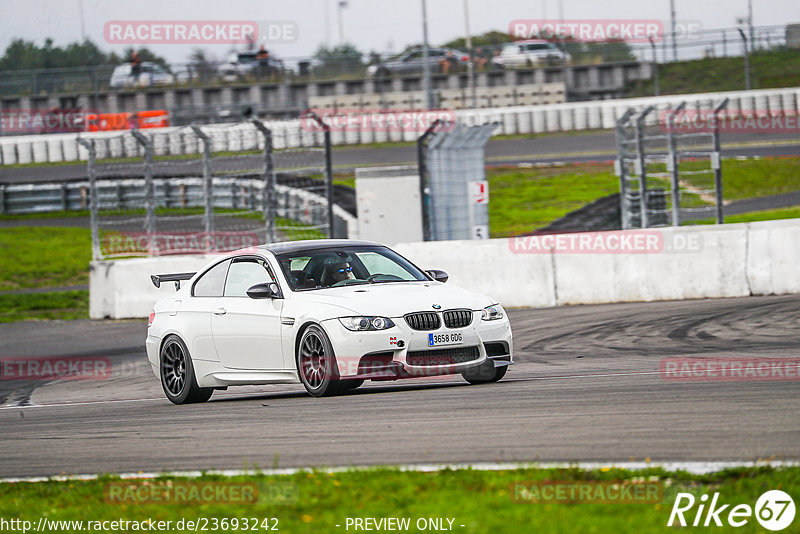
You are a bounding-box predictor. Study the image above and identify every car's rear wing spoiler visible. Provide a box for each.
[150,272,196,290]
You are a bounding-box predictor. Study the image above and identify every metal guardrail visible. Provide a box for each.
[0,176,356,235]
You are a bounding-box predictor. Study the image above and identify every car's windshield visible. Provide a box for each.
[276,246,428,291]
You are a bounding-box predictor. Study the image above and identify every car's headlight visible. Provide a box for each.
[481,304,504,321]
[339,316,396,331]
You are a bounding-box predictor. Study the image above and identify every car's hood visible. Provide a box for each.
[292,281,495,317]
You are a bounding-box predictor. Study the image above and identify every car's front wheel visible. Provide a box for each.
[297,325,345,397]
[160,335,213,404]
[461,359,508,385]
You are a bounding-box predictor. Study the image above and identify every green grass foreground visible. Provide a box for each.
[0,227,91,291]
[0,290,88,322]
[0,466,797,533]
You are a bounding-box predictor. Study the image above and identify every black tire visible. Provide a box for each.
[297,325,345,397]
[461,359,508,385]
[160,335,213,404]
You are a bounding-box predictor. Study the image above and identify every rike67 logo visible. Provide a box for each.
[668,490,795,530]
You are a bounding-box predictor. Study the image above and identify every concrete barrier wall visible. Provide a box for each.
[90,219,800,319]
[4,87,798,165]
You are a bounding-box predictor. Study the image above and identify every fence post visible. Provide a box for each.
[303,112,334,238]
[713,98,729,225]
[0,184,5,214]
[634,106,655,228]
[191,126,215,248]
[417,119,443,242]
[131,131,155,255]
[77,137,100,260]
[614,109,636,230]
[251,119,276,244]
[666,101,686,226]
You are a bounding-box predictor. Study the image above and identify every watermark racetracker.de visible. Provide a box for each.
[101,231,260,257]
[662,109,800,134]
[661,358,800,381]
[508,230,703,254]
[0,356,111,381]
[105,481,297,506]
[0,108,96,134]
[511,479,664,504]
[300,108,456,133]
[103,20,298,44]
[508,19,702,43]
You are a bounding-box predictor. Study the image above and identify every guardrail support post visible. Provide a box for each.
[250,119,276,244]
[303,112,334,238]
[713,98,729,224]
[614,109,636,230]
[0,184,5,215]
[132,131,156,255]
[634,106,656,228]
[667,101,686,226]
[77,137,100,260]
[191,126,215,249]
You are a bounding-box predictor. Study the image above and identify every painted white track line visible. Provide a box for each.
[3,461,798,484]
[0,370,671,410]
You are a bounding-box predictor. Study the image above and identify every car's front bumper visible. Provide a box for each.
[321,311,513,380]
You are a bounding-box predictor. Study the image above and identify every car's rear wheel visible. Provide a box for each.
[297,325,345,397]
[461,359,508,385]
[160,335,213,404]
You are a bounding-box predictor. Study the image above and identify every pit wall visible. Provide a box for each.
[90,219,800,319]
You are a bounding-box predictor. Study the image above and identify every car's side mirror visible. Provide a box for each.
[426,270,449,283]
[246,282,280,299]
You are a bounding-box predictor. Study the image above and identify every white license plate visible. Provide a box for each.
[428,332,463,346]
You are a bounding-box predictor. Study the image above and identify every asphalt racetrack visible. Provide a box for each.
[1,294,798,479]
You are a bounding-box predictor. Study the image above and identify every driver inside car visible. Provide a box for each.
[324,260,356,286]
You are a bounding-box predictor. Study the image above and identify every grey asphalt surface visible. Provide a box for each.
[1,130,799,183]
[1,294,798,478]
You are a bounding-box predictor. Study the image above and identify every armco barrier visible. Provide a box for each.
[89,219,800,319]
[2,87,798,165]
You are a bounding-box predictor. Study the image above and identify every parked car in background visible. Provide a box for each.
[367,47,470,76]
[218,51,284,81]
[109,62,175,88]
[500,40,571,67]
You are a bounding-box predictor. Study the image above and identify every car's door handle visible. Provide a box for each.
[213,307,227,316]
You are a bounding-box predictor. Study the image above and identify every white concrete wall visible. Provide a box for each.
[90,219,800,319]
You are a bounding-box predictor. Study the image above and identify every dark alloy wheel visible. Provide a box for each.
[297,325,345,397]
[160,335,213,405]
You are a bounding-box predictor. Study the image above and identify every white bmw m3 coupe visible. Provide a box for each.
[145,240,513,404]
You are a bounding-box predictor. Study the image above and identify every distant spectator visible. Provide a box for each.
[491,49,505,70]
[129,51,142,80]
[439,50,458,74]
[473,47,488,70]
[256,45,271,80]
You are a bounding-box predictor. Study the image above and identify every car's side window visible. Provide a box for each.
[223,258,275,297]
[192,259,231,297]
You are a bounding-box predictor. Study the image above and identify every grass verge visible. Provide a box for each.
[686,205,800,225]
[485,156,800,236]
[0,227,91,291]
[0,466,796,533]
[0,290,88,322]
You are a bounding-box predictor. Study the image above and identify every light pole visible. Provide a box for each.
[748,0,754,53]
[463,0,476,108]
[421,0,433,109]
[738,28,751,90]
[337,1,348,44]
[649,36,659,96]
[669,0,677,61]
